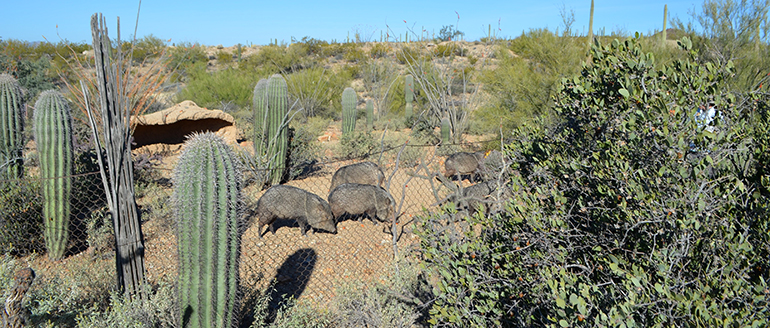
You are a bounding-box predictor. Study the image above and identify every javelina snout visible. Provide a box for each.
[328,183,395,225]
[444,152,486,181]
[255,185,337,238]
[329,161,384,193]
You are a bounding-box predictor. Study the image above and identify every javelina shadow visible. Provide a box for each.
[266,248,317,320]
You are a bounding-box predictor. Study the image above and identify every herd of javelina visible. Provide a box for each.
[253,150,511,238]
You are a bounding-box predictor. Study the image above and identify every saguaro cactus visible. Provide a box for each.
[33,90,73,260]
[252,78,268,156]
[173,132,242,328]
[366,99,374,131]
[588,0,595,45]
[0,73,25,179]
[662,4,668,44]
[404,74,414,118]
[253,75,289,185]
[441,117,451,145]
[342,87,357,135]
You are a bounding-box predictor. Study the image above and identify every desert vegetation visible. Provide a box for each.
[1,0,769,327]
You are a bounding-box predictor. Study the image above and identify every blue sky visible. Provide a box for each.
[2,1,701,46]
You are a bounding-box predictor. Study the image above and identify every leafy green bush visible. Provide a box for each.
[74,282,177,328]
[369,43,392,58]
[175,65,257,109]
[0,179,44,256]
[418,37,770,326]
[286,125,320,180]
[432,43,465,57]
[131,34,167,63]
[339,130,377,160]
[168,42,208,82]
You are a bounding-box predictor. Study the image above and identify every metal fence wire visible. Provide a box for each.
[0,138,509,309]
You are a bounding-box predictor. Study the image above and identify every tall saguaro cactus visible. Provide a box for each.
[33,90,73,260]
[342,87,357,135]
[253,75,289,185]
[588,0,595,45]
[173,132,242,328]
[0,73,25,180]
[404,74,414,118]
[662,4,668,44]
[441,117,451,145]
[252,78,268,157]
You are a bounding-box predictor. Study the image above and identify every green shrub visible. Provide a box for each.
[418,36,770,326]
[338,130,377,160]
[395,46,423,66]
[286,125,320,180]
[175,65,257,109]
[74,282,177,328]
[216,50,234,65]
[369,43,392,58]
[0,179,44,256]
[131,34,167,63]
[433,43,465,57]
[168,42,208,82]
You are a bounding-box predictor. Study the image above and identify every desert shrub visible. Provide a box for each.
[74,282,177,328]
[333,261,433,328]
[343,45,367,63]
[369,43,391,58]
[395,46,423,66]
[286,125,320,180]
[285,67,337,118]
[477,28,587,134]
[26,255,114,327]
[0,179,44,256]
[131,34,167,63]
[339,130,377,160]
[418,37,770,326]
[0,52,57,101]
[216,49,234,65]
[432,43,465,57]
[168,42,208,82]
[175,65,257,109]
[240,44,313,75]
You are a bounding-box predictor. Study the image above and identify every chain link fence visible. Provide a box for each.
[1,138,507,312]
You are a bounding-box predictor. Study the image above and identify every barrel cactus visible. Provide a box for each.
[0,73,25,179]
[404,74,414,118]
[33,90,73,260]
[342,87,357,135]
[173,132,242,328]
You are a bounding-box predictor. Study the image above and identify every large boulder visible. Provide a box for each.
[130,100,239,150]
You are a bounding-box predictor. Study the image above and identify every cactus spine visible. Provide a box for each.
[404,74,414,118]
[173,132,242,328]
[33,90,73,260]
[342,87,357,135]
[366,99,374,131]
[441,117,451,145]
[252,78,268,156]
[0,73,25,179]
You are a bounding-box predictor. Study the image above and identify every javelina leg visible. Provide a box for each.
[298,221,309,236]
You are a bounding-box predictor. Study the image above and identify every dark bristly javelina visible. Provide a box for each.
[444,151,487,181]
[328,183,395,225]
[329,161,385,193]
[255,185,337,238]
[450,179,512,218]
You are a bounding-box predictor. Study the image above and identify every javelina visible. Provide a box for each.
[329,161,385,193]
[449,180,512,218]
[444,152,487,182]
[328,183,395,225]
[255,185,337,238]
